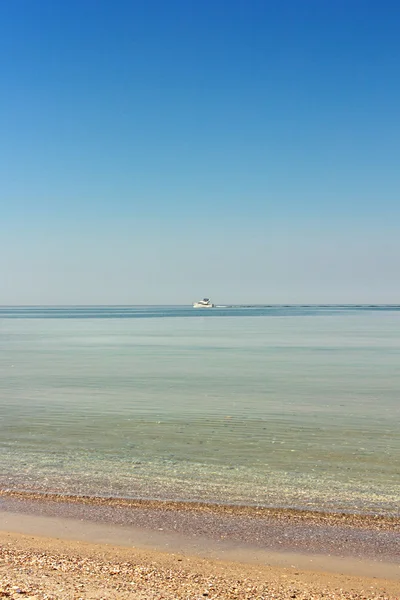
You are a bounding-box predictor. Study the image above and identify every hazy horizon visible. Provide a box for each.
[1,304,399,308]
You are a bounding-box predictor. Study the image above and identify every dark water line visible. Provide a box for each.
[1,305,400,319]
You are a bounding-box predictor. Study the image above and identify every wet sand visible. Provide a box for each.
[0,491,399,598]
[0,491,399,565]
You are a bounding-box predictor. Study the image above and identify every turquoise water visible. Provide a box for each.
[0,306,399,515]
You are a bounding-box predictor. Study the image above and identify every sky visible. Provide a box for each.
[1,0,399,304]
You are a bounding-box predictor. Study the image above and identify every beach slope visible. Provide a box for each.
[1,530,399,600]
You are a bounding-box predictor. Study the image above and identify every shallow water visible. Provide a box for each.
[0,306,399,514]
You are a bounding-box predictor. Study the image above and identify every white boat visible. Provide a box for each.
[193,298,214,308]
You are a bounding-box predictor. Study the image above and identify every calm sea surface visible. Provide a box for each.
[0,306,399,515]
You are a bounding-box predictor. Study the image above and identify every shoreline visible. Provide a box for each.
[1,529,399,599]
[1,508,399,579]
[1,489,399,575]
[0,491,399,598]
[1,489,399,527]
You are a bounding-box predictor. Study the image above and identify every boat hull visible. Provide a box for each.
[193,302,214,308]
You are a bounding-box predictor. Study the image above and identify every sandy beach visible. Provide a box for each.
[1,529,399,600]
[0,493,399,599]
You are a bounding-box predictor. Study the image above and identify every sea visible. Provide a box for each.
[0,305,399,516]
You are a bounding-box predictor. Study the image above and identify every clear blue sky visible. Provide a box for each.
[1,0,399,304]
